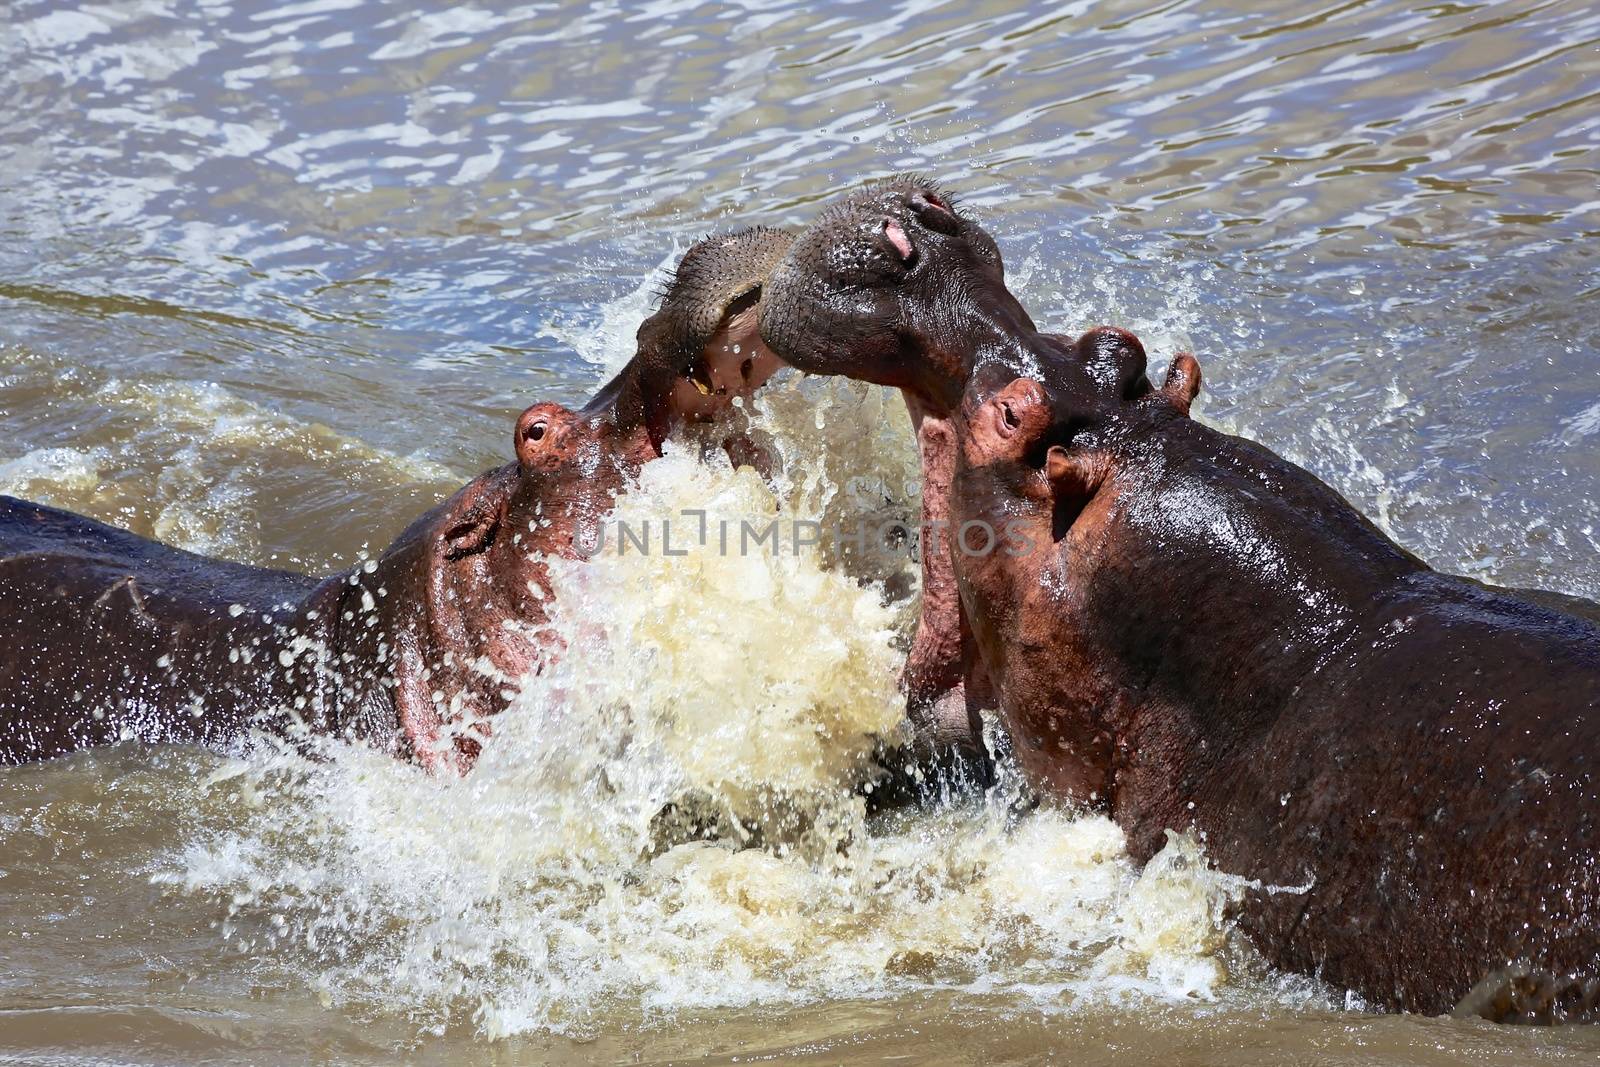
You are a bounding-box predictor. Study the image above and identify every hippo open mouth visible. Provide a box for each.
[750,177,1180,783]
[0,226,808,773]
[757,175,1041,417]
[748,176,1067,782]
[587,226,797,462]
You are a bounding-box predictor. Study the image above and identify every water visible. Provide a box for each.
[1,0,1598,1061]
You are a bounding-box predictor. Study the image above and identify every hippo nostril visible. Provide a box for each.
[1001,401,1020,431]
[740,357,754,380]
[907,190,959,233]
[883,219,914,262]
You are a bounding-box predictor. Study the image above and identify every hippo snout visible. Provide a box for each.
[757,174,1007,399]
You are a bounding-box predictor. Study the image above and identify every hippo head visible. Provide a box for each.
[383,397,616,774]
[947,329,1200,801]
[590,226,796,458]
[437,399,612,628]
[952,328,1202,572]
[755,176,1062,778]
[757,175,1041,416]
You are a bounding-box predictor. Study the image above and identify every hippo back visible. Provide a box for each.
[0,495,330,762]
[1226,569,1600,1018]
[1099,429,1600,1018]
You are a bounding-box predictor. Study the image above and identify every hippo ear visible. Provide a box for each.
[441,494,501,561]
[1158,353,1202,416]
[1076,326,1149,401]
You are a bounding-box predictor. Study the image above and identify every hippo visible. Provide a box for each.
[947,346,1600,1020]
[586,226,794,466]
[759,178,1599,1018]
[0,227,795,770]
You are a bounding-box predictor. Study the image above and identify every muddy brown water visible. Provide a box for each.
[2,1,1599,1063]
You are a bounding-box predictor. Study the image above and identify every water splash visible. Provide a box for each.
[155,370,1278,1040]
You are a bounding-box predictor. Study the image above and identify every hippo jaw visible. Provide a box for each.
[757,175,1041,417]
[590,226,797,457]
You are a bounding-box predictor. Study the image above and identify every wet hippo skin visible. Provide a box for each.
[0,394,620,770]
[946,338,1600,1021]
[757,176,1174,790]
[0,497,335,760]
[0,229,795,770]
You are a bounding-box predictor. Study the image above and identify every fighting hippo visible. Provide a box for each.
[948,344,1600,1020]
[759,175,1051,778]
[759,178,1599,1018]
[0,227,794,770]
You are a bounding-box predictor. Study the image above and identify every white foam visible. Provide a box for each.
[158,358,1261,1037]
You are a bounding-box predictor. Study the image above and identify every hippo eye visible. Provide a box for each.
[525,422,546,443]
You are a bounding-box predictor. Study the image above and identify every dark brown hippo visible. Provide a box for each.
[759,179,1600,1018]
[948,349,1600,1020]
[0,227,794,770]
[947,345,1600,1021]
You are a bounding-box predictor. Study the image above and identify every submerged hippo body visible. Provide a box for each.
[0,228,795,769]
[949,347,1600,1020]
[0,497,335,760]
